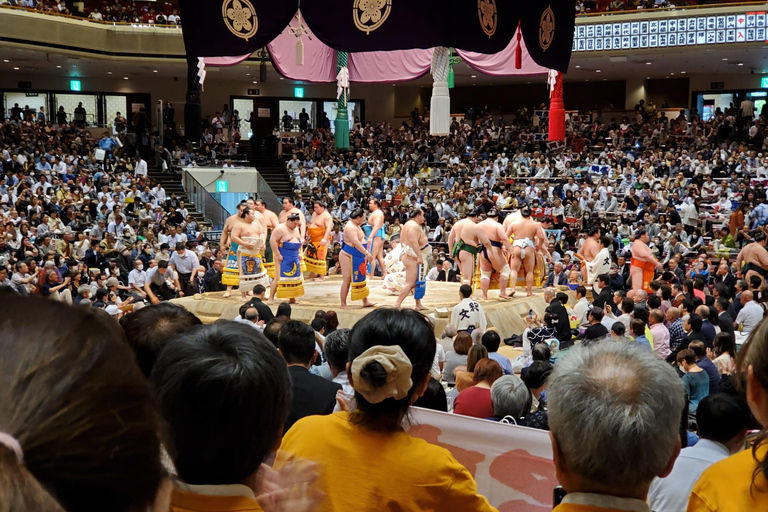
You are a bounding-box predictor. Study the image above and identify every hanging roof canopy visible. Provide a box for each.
[182,0,574,72]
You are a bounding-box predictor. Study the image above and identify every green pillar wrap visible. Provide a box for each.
[335,51,350,149]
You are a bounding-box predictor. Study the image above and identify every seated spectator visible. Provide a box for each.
[689,319,768,510]
[677,348,710,416]
[525,311,560,347]
[548,341,684,512]
[690,340,721,395]
[582,306,609,344]
[712,331,736,375]
[490,374,548,430]
[481,330,513,375]
[413,378,449,412]
[630,318,651,351]
[649,393,751,512]
[275,308,495,510]
[0,295,162,511]
[323,328,355,411]
[120,302,202,378]
[454,344,489,392]
[443,330,471,387]
[454,358,503,418]
[278,320,341,431]
[152,321,317,512]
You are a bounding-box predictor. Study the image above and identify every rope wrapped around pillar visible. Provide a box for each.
[429,46,451,136]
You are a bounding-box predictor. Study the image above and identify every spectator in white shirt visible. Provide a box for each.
[134,155,148,178]
[127,259,148,301]
[735,290,763,332]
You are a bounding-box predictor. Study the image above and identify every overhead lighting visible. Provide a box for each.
[722,58,728,61]
[645,62,652,65]
[670,72,675,75]
[123,76,129,80]
[737,62,744,66]
[575,65,581,68]
[56,65,62,68]
[392,84,396,86]
[471,75,477,78]
[681,71,686,74]
[246,73,250,76]
[279,77,284,80]
[153,69,158,73]
[108,71,112,74]
[252,80,257,84]
[595,69,601,73]
[2,59,8,63]
[646,76,650,79]
[13,67,19,70]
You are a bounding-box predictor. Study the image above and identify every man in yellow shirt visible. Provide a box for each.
[548,341,685,512]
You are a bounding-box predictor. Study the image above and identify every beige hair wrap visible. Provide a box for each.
[350,345,413,404]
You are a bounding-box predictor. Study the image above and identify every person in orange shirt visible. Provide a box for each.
[548,340,685,512]
[687,319,768,511]
[152,322,320,512]
[275,308,496,512]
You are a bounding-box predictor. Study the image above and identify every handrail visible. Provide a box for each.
[580,0,767,17]
[181,170,229,231]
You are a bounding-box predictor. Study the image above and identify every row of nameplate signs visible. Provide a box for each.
[573,12,767,51]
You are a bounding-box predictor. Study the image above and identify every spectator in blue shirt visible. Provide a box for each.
[630,318,652,351]
[481,330,513,375]
[690,340,721,395]
[36,157,51,172]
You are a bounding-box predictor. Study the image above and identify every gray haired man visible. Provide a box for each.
[548,341,684,512]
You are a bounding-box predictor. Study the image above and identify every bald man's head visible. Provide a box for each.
[741,290,754,305]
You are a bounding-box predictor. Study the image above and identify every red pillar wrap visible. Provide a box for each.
[548,71,565,142]
[514,22,522,69]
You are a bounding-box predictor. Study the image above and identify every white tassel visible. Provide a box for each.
[429,47,450,136]
[296,38,304,66]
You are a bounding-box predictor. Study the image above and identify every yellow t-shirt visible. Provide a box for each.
[170,487,264,512]
[687,444,768,512]
[275,411,497,512]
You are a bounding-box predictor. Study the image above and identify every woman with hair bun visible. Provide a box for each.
[275,308,495,511]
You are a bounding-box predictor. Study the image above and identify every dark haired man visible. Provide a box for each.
[278,321,341,431]
[451,284,487,333]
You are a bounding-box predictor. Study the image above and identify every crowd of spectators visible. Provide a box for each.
[0,0,181,24]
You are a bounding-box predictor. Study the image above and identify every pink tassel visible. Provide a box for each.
[515,22,522,69]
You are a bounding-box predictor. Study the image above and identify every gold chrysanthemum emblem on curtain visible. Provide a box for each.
[353,0,392,35]
[478,0,497,38]
[222,0,258,41]
[539,5,555,51]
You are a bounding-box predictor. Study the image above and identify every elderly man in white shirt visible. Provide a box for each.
[127,259,148,301]
[134,156,148,178]
[735,290,763,333]
[168,243,200,297]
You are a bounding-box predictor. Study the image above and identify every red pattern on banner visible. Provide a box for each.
[490,449,558,510]
[409,424,487,478]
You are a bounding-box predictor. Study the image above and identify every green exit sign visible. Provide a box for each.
[294,87,304,98]
[70,80,81,91]
[762,77,768,88]
[216,180,228,192]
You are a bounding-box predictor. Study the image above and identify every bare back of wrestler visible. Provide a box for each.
[477,211,514,300]
[505,207,548,297]
[735,234,768,286]
[393,210,429,311]
[578,229,601,283]
[448,212,490,286]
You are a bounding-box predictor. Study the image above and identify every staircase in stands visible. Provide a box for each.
[239,139,293,199]
[147,166,210,227]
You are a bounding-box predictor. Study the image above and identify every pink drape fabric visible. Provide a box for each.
[348,49,432,83]
[266,18,337,82]
[457,30,548,76]
[203,54,252,67]
[204,26,547,80]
